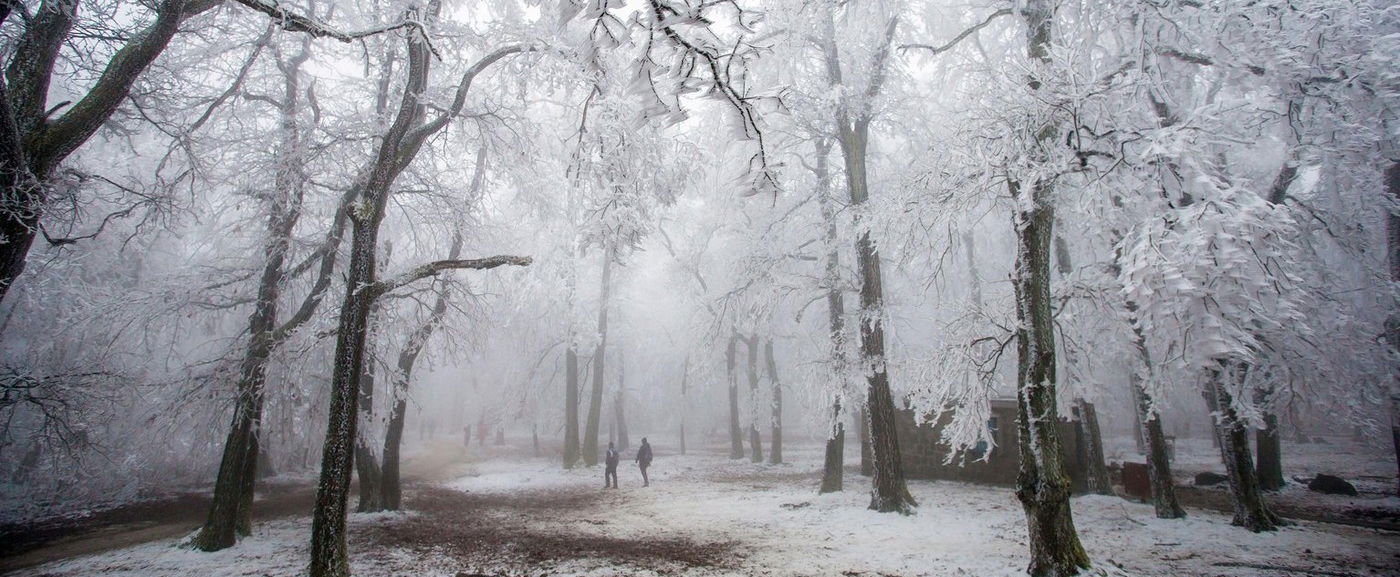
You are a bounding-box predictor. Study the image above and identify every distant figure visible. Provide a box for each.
[463,425,471,449]
[604,442,620,488]
[635,437,653,487]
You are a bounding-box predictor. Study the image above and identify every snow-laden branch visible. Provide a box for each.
[899,8,1011,57]
[226,0,441,57]
[370,255,532,298]
[643,0,777,196]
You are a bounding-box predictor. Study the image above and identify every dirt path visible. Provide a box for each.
[0,440,475,575]
[0,480,317,575]
[356,484,738,575]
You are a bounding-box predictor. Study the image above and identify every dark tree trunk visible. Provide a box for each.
[858,408,872,477]
[1009,3,1092,573]
[355,347,385,514]
[765,340,782,465]
[381,397,407,510]
[308,15,531,576]
[380,237,464,508]
[1256,409,1284,492]
[194,41,314,550]
[582,245,614,467]
[820,417,845,494]
[746,336,763,463]
[1072,400,1112,496]
[727,333,744,459]
[1134,375,1185,519]
[1206,365,1283,532]
[837,119,913,513]
[616,361,629,450]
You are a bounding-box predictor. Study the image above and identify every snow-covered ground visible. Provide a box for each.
[7,442,1398,576]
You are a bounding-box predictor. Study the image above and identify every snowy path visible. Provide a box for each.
[6,444,1397,576]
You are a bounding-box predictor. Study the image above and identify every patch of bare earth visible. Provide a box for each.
[356,483,740,575]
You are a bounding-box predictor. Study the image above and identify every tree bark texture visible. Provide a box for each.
[1133,374,1185,519]
[765,340,783,465]
[355,347,384,513]
[1011,2,1091,573]
[839,121,914,513]
[1383,161,1400,496]
[1072,400,1112,496]
[1206,365,1283,532]
[746,336,763,463]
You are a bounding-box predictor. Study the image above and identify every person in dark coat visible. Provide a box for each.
[635,437,653,487]
[604,442,620,488]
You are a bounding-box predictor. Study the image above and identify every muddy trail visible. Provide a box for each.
[357,484,739,575]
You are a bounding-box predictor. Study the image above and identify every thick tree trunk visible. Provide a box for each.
[309,217,382,577]
[746,336,763,463]
[766,340,782,465]
[582,245,614,467]
[1206,366,1282,532]
[1133,374,1185,519]
[839,120,914,513]
[355,354,384,513]
[727,333,744,459]
[858,408,872,477]
[192,347,270,551]
[1010,3,1091,573]
[1072,400,1112,496]
[1009,178,1090,575]
[1256,408,1284,492]
[820,415,845,494]
[381,397,407,510]
[310,17,432,576]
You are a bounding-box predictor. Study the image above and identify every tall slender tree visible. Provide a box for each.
[818,1,914,513]
[305,4,532,573]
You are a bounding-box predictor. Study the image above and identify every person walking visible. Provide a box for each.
[604,442,620,488]
[635,437,653,487]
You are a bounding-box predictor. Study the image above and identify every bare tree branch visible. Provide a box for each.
[370,255,532,298]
